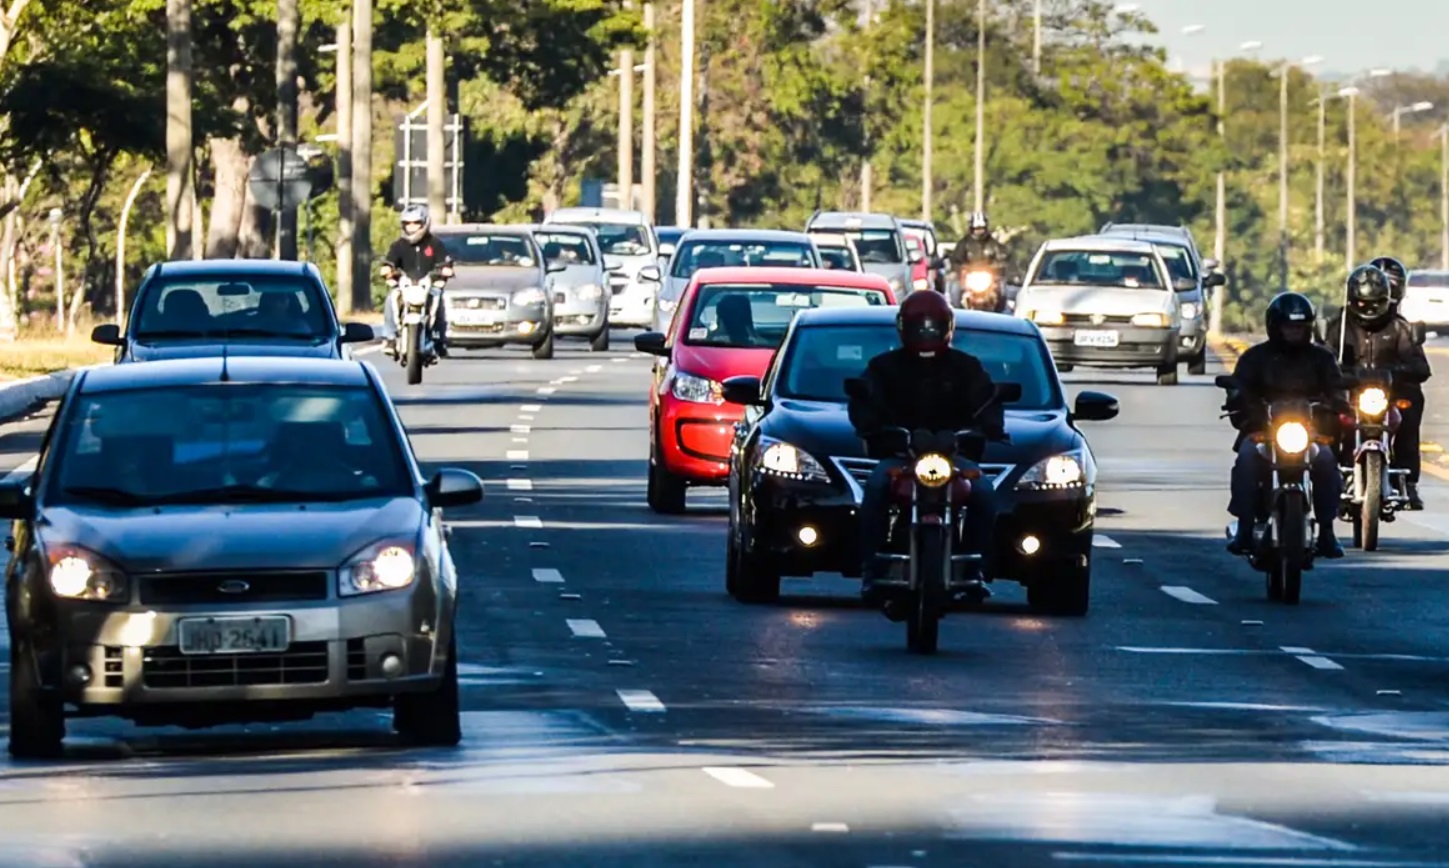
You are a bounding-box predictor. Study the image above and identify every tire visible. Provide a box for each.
[1156,364,1179,386]
[1026,559,1092,616]
[725,533,742,598]
[405,324,424,385]
[589,326,610,352]
[734,539,782,604]
[393,634,462,747]
[1278,491,1305,605]
[1057,364,1075,373]
[532,330,555,360]
[1188,350,1207,375]
[1361,451,1383,552]
[647,429,688,514]
[8,641,64,759]
[906,524,945,654]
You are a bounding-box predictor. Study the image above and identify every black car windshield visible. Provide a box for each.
[133,275,330,340]
[1033,250,1165,289]
[447,233,538,267]
[777,325,1059,410]
[577,223,651,256]
[819,229,902,264]
[818,246,856,270]
[683,284,889,350]
[670,240,816,278]
[48,384,412,506]
[535,232,597,266]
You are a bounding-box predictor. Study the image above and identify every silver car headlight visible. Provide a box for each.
[1181,302,1200,319]
[513,288,546,307]
[757,438,831,483]
[658,296,678,314]
[46,545,128,602]
[576,283,604,301]
[671,371,722,404]
[1016,449,1086,490]
[340,540,417,596]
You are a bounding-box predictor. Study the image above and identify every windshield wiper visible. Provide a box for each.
[206,327,321,339]
[134,329,209,339]
[151,485,375,505]
[62,486,154,506]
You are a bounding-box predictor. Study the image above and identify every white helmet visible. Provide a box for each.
[400,204,430,244]
[969,211,989,231]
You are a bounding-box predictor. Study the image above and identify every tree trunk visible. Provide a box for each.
[206,137,250,258]
[239,186,270,258]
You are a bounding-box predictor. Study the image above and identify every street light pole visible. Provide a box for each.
[1441,125,1449,270]
[922,0,933,222]
[1315,89,1326,263]
[675,0,695,227]
[1032,0,1041,76]
[1347,89,1357,267]
[617,1,634,211]
[641,1,657,222]
[1279,61,1289,289]
[1211,56,1225,337]
[973,0,985,213]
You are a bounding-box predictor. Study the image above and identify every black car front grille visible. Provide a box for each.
[831,457,1012,499]
[347,638,367,680]
[103,645,123,688]
[142,642,330,688]
[138,571,330,605]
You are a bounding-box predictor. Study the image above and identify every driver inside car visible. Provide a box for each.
[846,290,1004,607]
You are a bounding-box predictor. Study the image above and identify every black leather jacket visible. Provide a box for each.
[948,233,1008,270]
[847,348,1005,460]
[383,234,452,281]
[1322,312,1431,398]
[1225,340,1347,450]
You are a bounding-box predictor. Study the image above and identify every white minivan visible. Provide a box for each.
[1014,236,1191,385]
[544,207,663,329]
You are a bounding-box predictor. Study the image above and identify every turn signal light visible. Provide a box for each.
[1396,398,1414,410]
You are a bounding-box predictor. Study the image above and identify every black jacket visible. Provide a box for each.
[848,347,1005,459]
[949,233,1008,270]
[1226,340,1346,449]
[1322,312,1431,397]
[383,234,452,281]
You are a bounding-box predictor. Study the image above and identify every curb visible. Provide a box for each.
[0,369,79,425]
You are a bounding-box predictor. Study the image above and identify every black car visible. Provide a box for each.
[722,307,1119,614]
[91,260,375,362]
[0,356,483,758]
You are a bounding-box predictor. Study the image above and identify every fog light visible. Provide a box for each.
[380,653,404,678]
[1019,535,1041,555]
[518,321,536,335]
[68,664,91,686]
[797,525,819,546]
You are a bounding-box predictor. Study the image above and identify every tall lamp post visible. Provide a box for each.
[1275,54,1324,290]
[1438,124,1449,270]
[922,0,934,222]
[1337,69,1392,268]
[1206,40,1262,337]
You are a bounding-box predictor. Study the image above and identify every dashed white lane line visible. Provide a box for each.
[586,365,602,372]
[567,618,606,638]
[538,386,557,395]
[532,568,564,583]
[1282,646,1345,670]
[612,357,629,363]
[506,479,533,491]
[1160,586,1218,605]
[506,450,529,460]
[811,822,849,833]
[559,376,578,383]
[1,456,38,485]
[616,689,666,713]
[521,403,542,412]
[519,414,535,421]
[511,424,531,433]
[1092,535,1121,548]
[514,516,543,529]
[702,767,775,789]
[512,436,528,443]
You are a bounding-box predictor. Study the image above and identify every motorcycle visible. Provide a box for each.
[1217,374,1326,605]
[386,271,447,385]
[1338,368,1410,551]
[958,266,1005,312]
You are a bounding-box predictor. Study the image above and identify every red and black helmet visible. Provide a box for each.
[897,290,955,357]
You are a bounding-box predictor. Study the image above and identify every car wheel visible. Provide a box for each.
[532,331,555,360]
[1057,363,1075,373]
[733,539,781,604]
[647,430,687,514]
[1156,363,1179,386]
[1026,559,1091,616]
[8,640,65,759]
[393,634,462,747]
[1188,349,1207,376]
[589,326,610,352]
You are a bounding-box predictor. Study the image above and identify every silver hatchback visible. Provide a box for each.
[531,224,612,352]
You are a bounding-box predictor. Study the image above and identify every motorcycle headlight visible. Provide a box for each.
[1016,449,1086,490]
[401,283,431,306]
[1180,303,1200,319]
[513,288,546,307]
[912,278,930,292]
[1274,421,1310,454]
[1031,310,1065,326]
[758,438,831,483]
[576,283,604,301]
[670,371,723,404]
[46,545,127,602]
[1131,312,1169,327]
[966,271,994,292]
[913,453,954,488]
[1358,387,1389,417]
[889,278,905,293]
[340,540,417,596]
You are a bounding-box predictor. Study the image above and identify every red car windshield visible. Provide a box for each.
[681,283,889,350]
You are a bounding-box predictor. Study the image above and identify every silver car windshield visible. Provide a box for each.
[134,276,330,340]
[578,223,651,256]
[833,229,902,264]
[1033,250,1166,289]
[448,234,538,267]
[536,232,597,266]
[48,385,413,506]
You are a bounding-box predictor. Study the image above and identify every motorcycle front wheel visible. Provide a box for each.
[906,524,946,654]
[1359,451,1384,552]
[1276,491,1305,605]
[405,323,424,385]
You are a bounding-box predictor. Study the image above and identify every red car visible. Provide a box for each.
[634,267,897,513]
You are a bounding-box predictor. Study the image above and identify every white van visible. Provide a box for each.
[1014,236,1191,385]
[545,207,662,329]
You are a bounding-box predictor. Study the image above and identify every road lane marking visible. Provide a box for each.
[506,450,529,460]
[1092,535,1121,548]
[512,437,528,443]
[702,767,774,789]
[586,365,602,372]
[1160,586,1217,605]
[532,568,564,583]
[506,479,533,491]
[514,516,543,529]
[1297,655,1345,671]
[522,404,542,412]
[538,386,557,395]
[616,689,665,712]
[612,357,629,363]
[511,424,531,433]
[811,822,849,833]
[1052,857,1429,866]
[1117,647,1264,655]
[519,414,535,420]
[559,376,578,383]
[1,456,37,485]
[567,619,606,638]
[1280,646,1314,654]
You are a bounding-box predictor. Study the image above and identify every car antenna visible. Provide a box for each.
[220,341,231,382]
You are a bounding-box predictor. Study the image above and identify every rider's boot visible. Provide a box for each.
[1315,527,1345,559]
[1407,480,1424,511]
[1226,519,1254,555]
[383,337,399,359]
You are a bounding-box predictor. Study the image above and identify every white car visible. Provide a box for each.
[1399,269,1449,332]
[544,207,662,329]
[653,229,822,332]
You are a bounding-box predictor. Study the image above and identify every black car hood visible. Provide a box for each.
[127,338,338,362]
[761,398,1080,472]
[37,497,423,572]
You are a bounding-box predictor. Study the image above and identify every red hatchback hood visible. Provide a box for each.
[671,342,777,384]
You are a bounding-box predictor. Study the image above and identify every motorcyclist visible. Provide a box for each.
[1225,292,1346,558]
[1323,262,1432,510]
[948,212,1008,309]
[380,204,454,358]
[847,290,1004,606]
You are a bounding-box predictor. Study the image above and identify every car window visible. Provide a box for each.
[47,384,412,506]
[133,276,330,339]
[670,240,816,278]
[1032,250,1165,289]
[823,229,902,264]
[535,232,596,266]
[1155,244,1197,280]
[818,246,856,270]
[1408,272,1449,287]
[447,233,537,267]
[776,325,1058,410]
[577,222,651,256]
[682,284,889,350]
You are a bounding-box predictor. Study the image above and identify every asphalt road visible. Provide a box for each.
[3,336,1449,866]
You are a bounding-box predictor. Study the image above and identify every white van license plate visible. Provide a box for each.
[1073,330,1119,348]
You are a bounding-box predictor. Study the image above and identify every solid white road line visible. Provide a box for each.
[616,689,666,713]
[567,619,606,638]
[353,344,383,357]
[519,414,535,421]
[1092,534,1121,548]
[586,365,602,372]
[702,767,774,789]
[538,386,557,395]
[506,479,533,491]
[810,822,849,833]
[1160,586,1218,605]
[514,516,543,529]
[506,450,529,460]
[532,568,564,583]
[511,424,531,433]
[522,404,543,412]
[1,455,38,485]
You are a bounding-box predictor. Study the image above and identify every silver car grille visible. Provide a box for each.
[831,456,1014,503]
[142,642,330,688]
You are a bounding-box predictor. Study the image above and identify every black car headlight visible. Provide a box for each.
[47,544,128,602]
[1016,449,1086,490]
[340,539,418,596]
[757,437,831,484]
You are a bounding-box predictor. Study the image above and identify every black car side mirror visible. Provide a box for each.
[340,322,374,344]
[995,382,1023,404]
[1204,272,1227,288]
[0,481,33,520]
[634,332,669,357]
[1072,390,1119,422]
[426,469,484,509]
[721,375,763,406]
[91,323,122,346]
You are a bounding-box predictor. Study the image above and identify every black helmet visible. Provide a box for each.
[1345,264,1393,325]
[1265,291,1317,347]
[1368,256,1408,303]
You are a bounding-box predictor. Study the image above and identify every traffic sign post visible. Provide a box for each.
[248,146,335,260]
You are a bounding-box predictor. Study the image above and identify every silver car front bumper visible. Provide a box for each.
[552,289,609,336]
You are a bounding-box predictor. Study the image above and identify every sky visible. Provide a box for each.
[1124,0,1449,81]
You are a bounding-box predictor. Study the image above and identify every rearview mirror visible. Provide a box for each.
[1173,277,1197,292]
[1204,272,1227,288]
[1072,390,1119,422]
[340,322,374,344]
[638,265,662,283]
[634,331,669,357]
[1214,374,1237,390]
[426,468,484,509]
[721,375,763,406]
[545,260,567,274]
[90,323,122,346]
[0,481,32,520]
[995,382,1024,403]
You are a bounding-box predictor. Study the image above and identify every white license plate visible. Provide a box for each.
[1073,329,1120,348]
[451,310,498,326]
[402,312,426,325]
[178,616,291,656]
